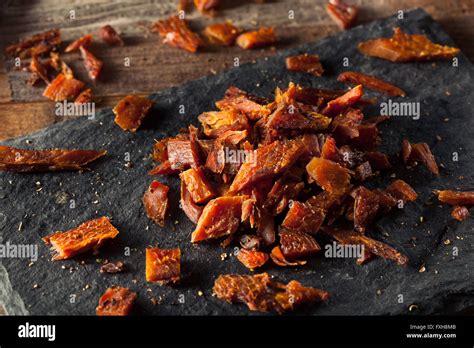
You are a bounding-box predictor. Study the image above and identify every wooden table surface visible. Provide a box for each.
[0,0,472,141]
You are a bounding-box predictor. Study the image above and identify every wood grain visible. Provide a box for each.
[0,0,472,140]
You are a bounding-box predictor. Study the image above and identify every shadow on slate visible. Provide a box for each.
[0,8,473,315]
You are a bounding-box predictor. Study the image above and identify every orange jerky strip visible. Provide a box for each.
[80,46,103,81]
[306,157,352,195]
[358,27,459,62]
[146,248,181,284]
[43,73,85,101]
[326,0,358,30]
[113,95,154,132]
[5,29,61,58]
[436,190,474,206]
[0,146,106,172]
[143,180,169,227]
[42,217,119,261]
[96,287,137,316]
[338,71,405,97]
[236,27,277,49]
[322,84,363,116]
[30,54,50,84]
[237,248,269,269]
[203,22,241,46]
[286,54,324,77]
[151,15,202,53]
[180,167,215,204]
[64,34,92,53]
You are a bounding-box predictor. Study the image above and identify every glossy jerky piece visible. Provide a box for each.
[151,16,202,53]
[79,46,103,81]
[338,71,406,97]
[306,157,352,195]
[0,146,105,172]
[96,287,137,316]
[236,27,277,49]
[113,95,154,132]
[168,139,200,171]
[180,180,204,224]
[436,190,474,206]
[286,54,324,77]
[281,201,326,235]
[402,139,439,176]
[358,27,459,62]
[215,86,270,121]
[180,167,215,204]
[322,84,363,117]
[322,227,408,266]
[146,248,181,284]
[203,22,241,46]
[64,34,92,52]
[198,110,249,137]
[326,0,358,30]
[237,248,269,269]
[74,88,93,105]
[451,206,469,221]
[43,73,85,101]
[100,261,125,274]
[30,55,50,84]
[279,229,321,260]
[99,25,124,46]
[270,247,307,267]
[5,29,61,58]
[191,196,245,242]
[143,180,169,227]
[384,179,417,203]
[352,186,380,233]
[42,217,119,261]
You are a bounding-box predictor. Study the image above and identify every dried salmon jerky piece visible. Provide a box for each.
[146,248,181,284]
[358,27,459,62]
[180,167,215,204]
[402,139,439,176]
[322,227,408,266]
[151,15,202,53]
[352,186,380,233]
[198,110,250,138]
[384,179,417,203]
[451,206,469,221]
[279,229,321,260]
[143,180,169,227]
[326,0,358,30]
[99,25,124,46]
[281,201,326,235]
[204,22,241,46]
[42,217,119,260]
[65,34,92,53]
[113,95,154,132]
[30,54,50,84]
[436,190,474,206]
[270,247,306,267]
[5,29,61,58]
[79,46,103,81]
[286,53,324,77]
[96,287,137,316]
[237,248,269,269]
[0,146,105,172]
[338,71,405,97]
[43,73,85,101]
[191,196,245,242]
[180,180,204,224]
[236,27,277,50]
[216,86,271,121]
[74,88,93,105]
[322,84,363,117]
[168,139,200,171]
[306,157,352,195]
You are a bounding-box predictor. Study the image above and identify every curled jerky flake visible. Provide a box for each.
[338,71,405,97]
[402,139,439,176]
[286,53,324,77]
[43,73,85,101]
[146,248,181,284]
[180,180,204,224]
[99,25,124,46]
[113,95,154,132]
[143,180,170,227]
[65,34,92,53]
[237,248,269,269]
[270,247,307,267]
[80,46,103,81]
[151,15,202,53]
[236,27,277,49]
[96,287,137,316]
[322,84,363,117]
[204,22,241,46]
[6,29,61,58]
[326,0,358,30]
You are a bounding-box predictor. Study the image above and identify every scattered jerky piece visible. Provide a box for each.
[237,248,269,269]
[384,179,417,204]
[213,273,329,313]
[180,167,215,204]
[306,157,352,195]
[74,88,93,105]
[99,25,124,46]
[113,95,154,132]
[30,54,50,84]
[436,190,474,206]
[451,206,469,221]
[270,246,307,266]
[401,139,439,176]
[326,0,358,30]
[358,27,460,62]
[79,46,103,81]
[180,180,204,224]
[64,34,92,53]
[143,180,169,227]
[100,261,125,274]
[322,84,363,116]
[215,86,270,120]
[0,146,105,172]
[42,217,119,261]
[167,139,200,171]
[236,27,277,49]
[146,248,181,284]
[354,161,372,181]
[352,186,380,233]
[191,196,245,242]
[203,22,241,46]
[5,29,61,58]
[43,73,85,101]
[338,71,405,97]
[96,287,137,316]
[198,110,250,137]
[286,54,324,77]
[49,51,74,79]
[279,229,321,260]
[322,227,408,266]
[151,15,202,53]
[194,0,221,13]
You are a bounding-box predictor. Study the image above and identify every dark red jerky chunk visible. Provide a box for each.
[43,73,85,101]
[99,25,124,46]
[321,136,342,163]
[74,88,93,105]
[281,201,326,235]
[436,190,474,206]
[270,246,307,267]
[322,85,363,117]
[96,287,137,316]
[294,86,346,106]
[203,22,241,46]
[336,123,379,151]
[354,161,372,181]
[351,186,380,233]
[216,86,270,121]
[384,179,417,204]
[237,248,269,269]
[331,109,364,141]
[339,145,365,168]
[5,29,61,58]
[286,54,324,77]
[451,206,469,221]
[180,180,204,224]
[0,146,105,172]
[364,151,391,170]
[338,71,406,97]
[113,95,154,132]
[151,16,202,53]
[255,206,276,245]
[236,27,277,50]
[326,0,358,30]
[100,261,125,274]
[168,139,200,171]
[279,229,321,260]
[143,180,169,226]
[65,34,92,53]
[402,139,439,176]
[80,46,103,81]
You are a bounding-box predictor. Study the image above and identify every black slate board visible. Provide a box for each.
[0,8,473,315]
